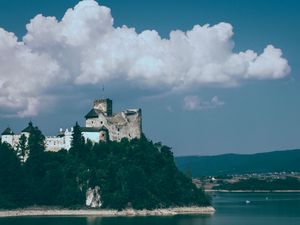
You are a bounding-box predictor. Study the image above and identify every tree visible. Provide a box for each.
[27,124,45,158]
[39,151,66,205]
[0,142,25,208]
[69,122,85,158]
[26,124,45,175]
[0,121,211,209]
[24,123,46,204]
[17,134,27,163]
[90,137,211,209]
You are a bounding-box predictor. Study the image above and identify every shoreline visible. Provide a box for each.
[206,190,300,193]
[0,207,215,218]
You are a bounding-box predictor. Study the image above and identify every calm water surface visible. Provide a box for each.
[0,192,299,225]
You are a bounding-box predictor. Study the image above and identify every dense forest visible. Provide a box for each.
[176,150,300,177]
[0,122,210,209]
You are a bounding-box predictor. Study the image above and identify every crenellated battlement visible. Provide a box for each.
[1,98,142,153]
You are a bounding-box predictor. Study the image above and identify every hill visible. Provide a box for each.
[175,149,300,177]
[0,124,210,209]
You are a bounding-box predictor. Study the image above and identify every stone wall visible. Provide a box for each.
[45,128,72,151]
[1,98,142,153]
[86,109,142,142]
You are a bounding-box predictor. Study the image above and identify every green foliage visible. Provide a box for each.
[87,136,210,209]
[24,124,47,205]
[0,125,210,209]
[69,122,85,158]
[27,123,45,157]
[17,134,27,163]
[176,149,300,177]
[0,143,25,208]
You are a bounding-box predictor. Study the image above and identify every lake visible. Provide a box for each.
[0,192,299,225]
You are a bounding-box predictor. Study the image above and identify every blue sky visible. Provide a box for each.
[0,0,299,156]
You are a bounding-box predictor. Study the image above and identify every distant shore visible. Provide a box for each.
[0,207,215,217]
[206,190,300,192]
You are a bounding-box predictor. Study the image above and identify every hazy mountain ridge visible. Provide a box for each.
[175,149,300,177]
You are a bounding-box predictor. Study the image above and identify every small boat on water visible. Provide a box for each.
[246,200,251,204]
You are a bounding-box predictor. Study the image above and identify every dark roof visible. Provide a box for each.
[85,108,101,119]
[1,127,14,135]
[80,126,108,132]
[57,131,65,137]
[22,122,34,133]
[124,109,139,116]
[99,126,108,131]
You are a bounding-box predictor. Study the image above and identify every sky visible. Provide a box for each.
[0,0,299,156]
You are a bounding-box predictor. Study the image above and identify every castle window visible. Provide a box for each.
[101,121,103,124]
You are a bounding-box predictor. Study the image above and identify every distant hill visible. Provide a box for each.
[175,149,300,177]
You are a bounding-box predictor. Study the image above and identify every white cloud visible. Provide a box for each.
[0,28,60,117]
[183,95,225,111]
[0,0,291,117]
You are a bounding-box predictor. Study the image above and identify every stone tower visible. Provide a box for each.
[93,99,112,116]
[85,98,142,141]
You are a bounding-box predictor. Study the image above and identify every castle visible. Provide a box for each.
[1,98,142,152]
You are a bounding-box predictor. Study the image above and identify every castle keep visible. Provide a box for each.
[1,98,142,152]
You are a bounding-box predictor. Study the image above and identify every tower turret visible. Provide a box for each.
[1,127,14,146]
[93,98,112,116]
[21,121,34,134]
[1,127,14,136]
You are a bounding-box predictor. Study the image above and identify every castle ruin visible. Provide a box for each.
[1,98,142,152]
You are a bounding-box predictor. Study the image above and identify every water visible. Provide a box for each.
[0,192,299,225]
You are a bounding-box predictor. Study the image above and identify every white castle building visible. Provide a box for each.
[1,98,142,152]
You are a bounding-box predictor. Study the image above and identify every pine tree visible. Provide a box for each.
[28,125,45,157]
[17,134,27,163]
[24,123,46,204]
[69,122,85,157]
[0,142,25,208]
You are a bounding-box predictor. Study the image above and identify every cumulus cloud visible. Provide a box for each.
[0,28,60,117]
[183,95,225,111]
[0,0,290,117]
